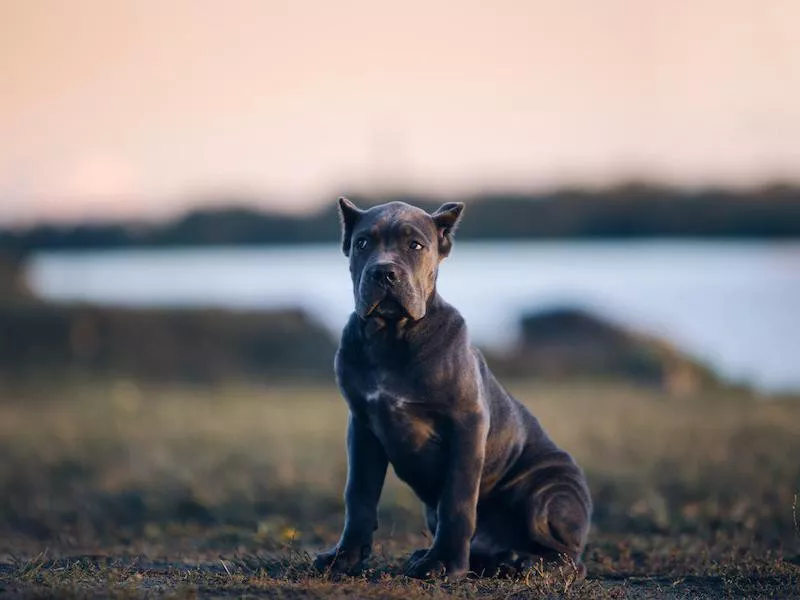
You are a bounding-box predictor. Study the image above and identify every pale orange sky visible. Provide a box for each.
[1,0,799,224]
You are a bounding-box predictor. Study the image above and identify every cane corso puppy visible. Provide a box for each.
[315,198,592,580]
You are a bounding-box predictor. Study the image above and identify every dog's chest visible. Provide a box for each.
[353,383,441,457]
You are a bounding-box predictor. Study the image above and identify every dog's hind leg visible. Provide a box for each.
[525,451,592,575]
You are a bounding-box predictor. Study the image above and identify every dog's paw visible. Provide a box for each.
[405,551,466,581]
[313,545,366,576]
[405,554,445,580]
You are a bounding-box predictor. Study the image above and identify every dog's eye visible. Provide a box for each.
[355,238,368,250]
[409,241,424,251]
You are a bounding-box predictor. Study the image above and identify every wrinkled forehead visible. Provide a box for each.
[356,202,436,243]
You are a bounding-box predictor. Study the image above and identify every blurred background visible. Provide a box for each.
[0,0,799,582]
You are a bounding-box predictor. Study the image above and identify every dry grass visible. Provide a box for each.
[0,379,799,598]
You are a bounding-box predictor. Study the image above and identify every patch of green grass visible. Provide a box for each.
[0,380,799,598]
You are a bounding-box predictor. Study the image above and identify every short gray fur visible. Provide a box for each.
[314,198,592,580]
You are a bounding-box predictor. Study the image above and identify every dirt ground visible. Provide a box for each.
[0,380,798,598]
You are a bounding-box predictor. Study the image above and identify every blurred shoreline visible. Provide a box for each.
[0,254,768,398]
[20,239,800,394]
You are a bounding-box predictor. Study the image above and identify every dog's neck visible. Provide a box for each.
[357,290,446,362]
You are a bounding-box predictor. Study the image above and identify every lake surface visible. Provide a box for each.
[26,241,800,393]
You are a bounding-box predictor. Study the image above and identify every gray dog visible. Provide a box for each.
[314,198,592,580]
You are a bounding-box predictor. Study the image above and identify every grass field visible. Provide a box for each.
[0,379,798,598]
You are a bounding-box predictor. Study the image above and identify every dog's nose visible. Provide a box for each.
[371,265,398,286]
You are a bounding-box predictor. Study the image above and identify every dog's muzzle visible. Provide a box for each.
[357,263,418,320]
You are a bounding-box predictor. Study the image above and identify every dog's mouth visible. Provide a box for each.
[362,295,407,320]
[357,278,425,321]
[373,298,406,319]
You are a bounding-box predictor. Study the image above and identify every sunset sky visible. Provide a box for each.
[1,0,799,224]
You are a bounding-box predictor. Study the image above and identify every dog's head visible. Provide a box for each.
[338,198,464,322]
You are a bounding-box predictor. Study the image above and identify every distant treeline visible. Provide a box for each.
[2,183,800,253]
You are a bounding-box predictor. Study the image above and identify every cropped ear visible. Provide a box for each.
[431,202,464,257]
[338,197,363,256]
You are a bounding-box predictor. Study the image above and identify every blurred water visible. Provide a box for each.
[27,241,800,392]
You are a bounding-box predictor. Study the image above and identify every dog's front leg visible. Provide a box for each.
[314,413,388,574]
[406,409,488,580]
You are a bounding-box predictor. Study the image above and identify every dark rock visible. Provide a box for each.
[486,306,721,393]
